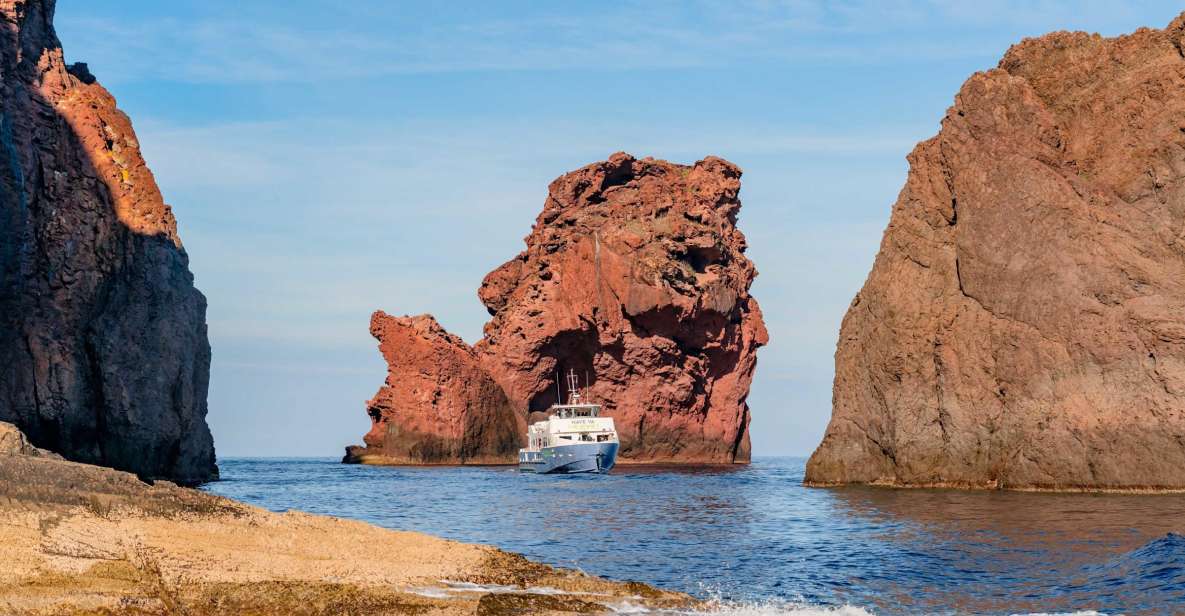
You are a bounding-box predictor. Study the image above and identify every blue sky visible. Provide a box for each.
[57,1,1185,458]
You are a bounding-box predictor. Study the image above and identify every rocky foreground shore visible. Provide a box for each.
[0,424,690,615]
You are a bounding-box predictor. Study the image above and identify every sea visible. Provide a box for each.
[203,457,1185,616]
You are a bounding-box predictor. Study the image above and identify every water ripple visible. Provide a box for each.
[204,457,1185,615]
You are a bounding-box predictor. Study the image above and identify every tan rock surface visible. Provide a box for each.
[806,14,1185,490]
[0,424,690,615]
[0,422,60,458]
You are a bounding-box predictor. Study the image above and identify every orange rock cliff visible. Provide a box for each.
[346,153,767,465]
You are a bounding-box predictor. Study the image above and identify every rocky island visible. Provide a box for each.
[806,14,1185,491]
[347,153,767,466]
[0,0,216,485]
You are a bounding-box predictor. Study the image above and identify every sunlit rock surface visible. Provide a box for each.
[807,14,1185,490]
[349,153,766,465]
[343,312,521,465]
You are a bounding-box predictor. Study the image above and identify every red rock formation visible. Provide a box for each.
[344,312,521,464]
[806,14,1185,490]
[476,153,767,464]
[348,153,766,465]
[0,0,216,484]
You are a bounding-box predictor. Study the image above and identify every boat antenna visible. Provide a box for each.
[566,368,581,405]
[556,368,561,406]
[585,370,590,403]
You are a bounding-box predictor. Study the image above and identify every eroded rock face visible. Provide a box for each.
[475,153,767,463]
[0,0,216,484]
[806,14,1185,490]
[349,153,766,465]
[344,312,521,464]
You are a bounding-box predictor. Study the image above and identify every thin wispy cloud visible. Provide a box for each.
[141,115,920,354]
[56,0,1166,85]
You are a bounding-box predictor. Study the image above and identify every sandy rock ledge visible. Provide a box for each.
[0,424,692,615]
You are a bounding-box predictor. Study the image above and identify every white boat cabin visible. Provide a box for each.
[523,370,619,452]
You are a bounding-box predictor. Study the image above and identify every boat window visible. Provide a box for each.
[597,434,609,442]
[581,434,593,442]
[560,435,572,440]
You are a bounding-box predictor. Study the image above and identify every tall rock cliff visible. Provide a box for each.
[806,15,1185,490]
[348,153,766,465]
[0,0,216,484]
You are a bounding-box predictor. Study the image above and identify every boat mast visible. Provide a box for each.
[566,368,582,405]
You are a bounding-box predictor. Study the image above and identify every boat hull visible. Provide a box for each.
[518,442,618,474]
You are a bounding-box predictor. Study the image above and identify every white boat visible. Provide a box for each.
[518,370,618,474]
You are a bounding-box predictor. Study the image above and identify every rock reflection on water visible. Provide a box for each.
[823,485,1185,614]
[206,457,1185,615]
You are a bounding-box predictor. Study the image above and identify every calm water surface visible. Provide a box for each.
[204,457,1185,615]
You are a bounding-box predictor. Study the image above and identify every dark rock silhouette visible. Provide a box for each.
[0,0,216,484]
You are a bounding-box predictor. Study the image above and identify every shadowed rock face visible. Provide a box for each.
[0,0,216,484]
[806,14,1185,490]
[348,153,766,465]
[343,312,521,465]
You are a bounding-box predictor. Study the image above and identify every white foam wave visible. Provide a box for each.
[404,587,452,598]
[1012,612,1109,616]
[404,580,613,598]
[609,601,1110,616]
[606,600,874,615]
[407,584,1110,616]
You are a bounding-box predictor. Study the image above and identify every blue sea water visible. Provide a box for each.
[204,457,1185,615]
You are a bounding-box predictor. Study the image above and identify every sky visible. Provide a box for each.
[56,1,1185,458]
